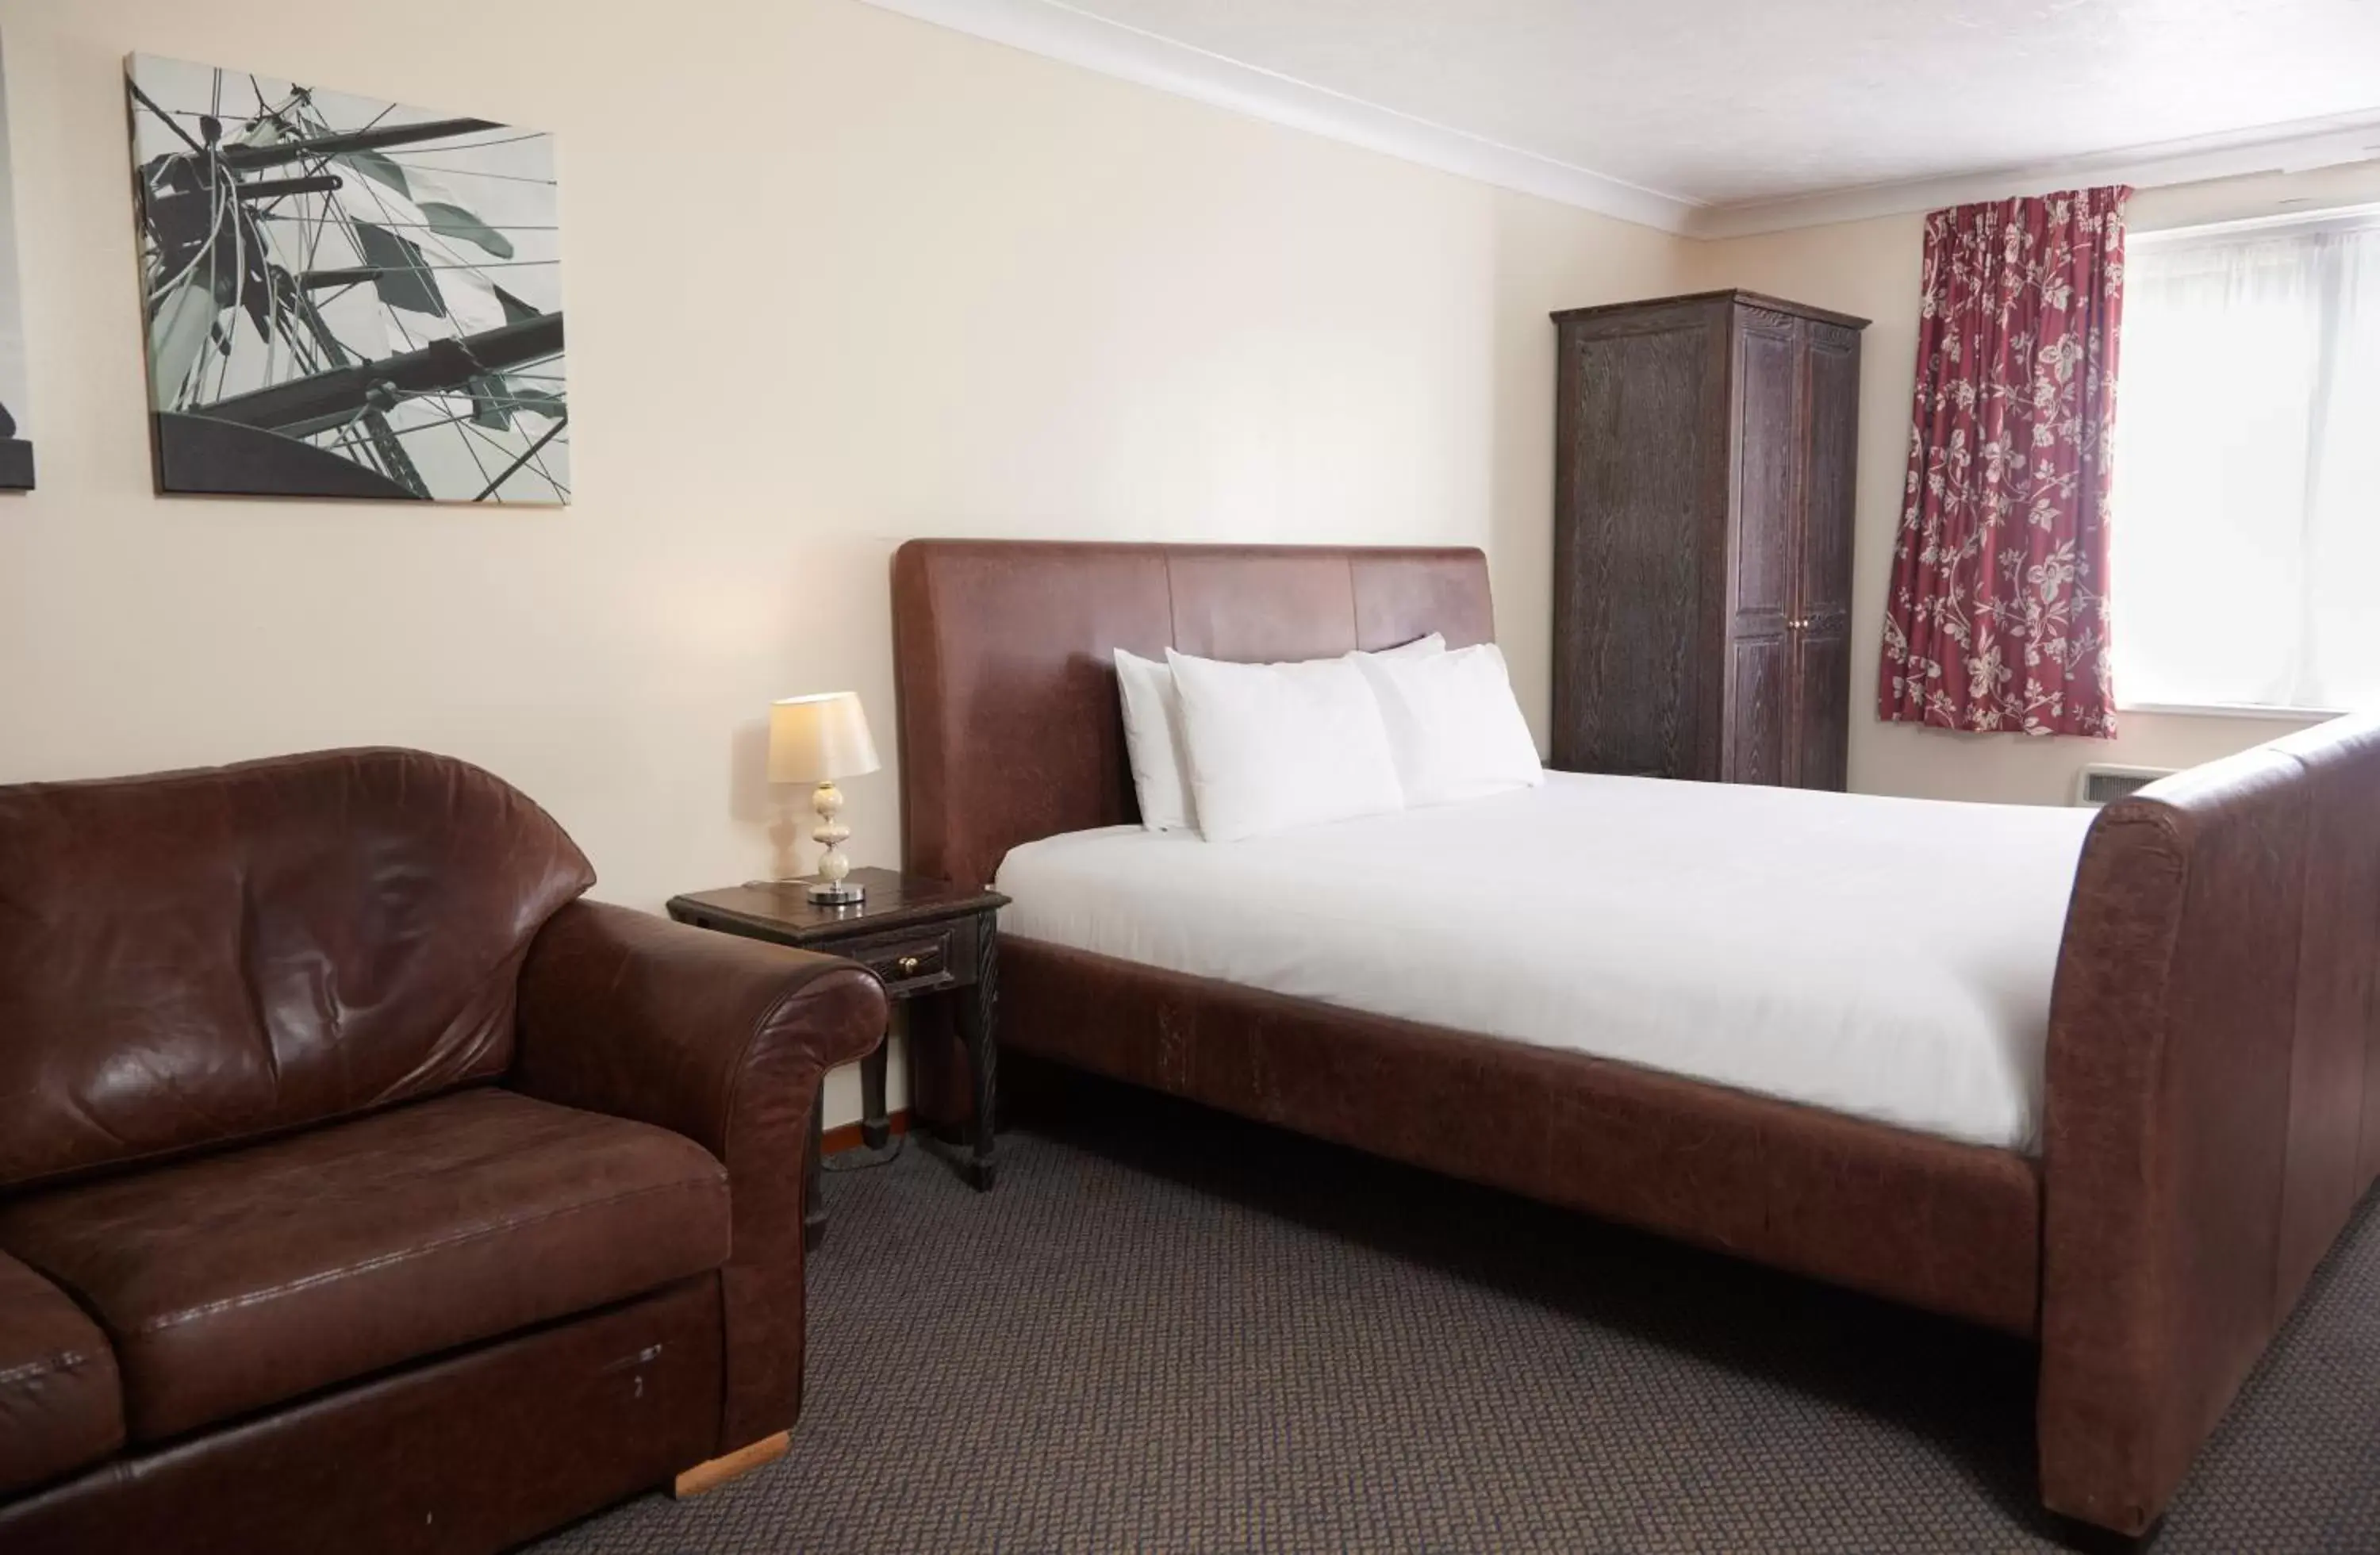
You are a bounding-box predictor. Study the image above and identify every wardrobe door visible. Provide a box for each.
[1787,321,1860,792]
[1722,308,1802,786]
[1553,308,1726,778]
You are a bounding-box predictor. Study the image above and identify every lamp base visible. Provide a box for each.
[804,877,866,905]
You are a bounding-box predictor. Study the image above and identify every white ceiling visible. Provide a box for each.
[862,0,2380,234]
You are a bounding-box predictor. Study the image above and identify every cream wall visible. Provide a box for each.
[1687,163,2380,804]
[0,0,1677,1125]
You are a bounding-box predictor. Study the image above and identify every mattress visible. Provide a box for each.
[994,772,2096,1154]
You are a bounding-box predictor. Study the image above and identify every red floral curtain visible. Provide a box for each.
[1877,186,2130,737]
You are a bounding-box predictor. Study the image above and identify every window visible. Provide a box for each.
[2113,210,2380,712]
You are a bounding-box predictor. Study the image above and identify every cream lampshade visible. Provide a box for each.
[769,691,881,904]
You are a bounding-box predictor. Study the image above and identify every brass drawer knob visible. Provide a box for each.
[895,954,921,977]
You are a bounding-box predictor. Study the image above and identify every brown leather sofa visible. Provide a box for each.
[0,748,886,1554]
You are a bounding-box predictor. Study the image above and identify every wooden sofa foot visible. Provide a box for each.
[671,1430,789,1498]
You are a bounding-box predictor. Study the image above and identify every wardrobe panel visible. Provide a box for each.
[1732,313,1802,628]
[1802,324,1863,628]
[1791,624,1853,792]
[1727,632,1790,786]
[1552,317,1717,778]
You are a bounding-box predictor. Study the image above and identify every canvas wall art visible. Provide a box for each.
[125,56,566,503]
[0,43,34,490]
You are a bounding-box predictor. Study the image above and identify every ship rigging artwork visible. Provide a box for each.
[126,56,567,503]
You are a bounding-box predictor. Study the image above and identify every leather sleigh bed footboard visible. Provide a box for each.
[890,537,2380,1539]
[2037,716,2380,1535]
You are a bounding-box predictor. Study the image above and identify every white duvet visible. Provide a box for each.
[994,772,2095,1154]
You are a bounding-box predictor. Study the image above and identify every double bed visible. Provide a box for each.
[891,538,2380,1541]
[1000,772,2087,1154]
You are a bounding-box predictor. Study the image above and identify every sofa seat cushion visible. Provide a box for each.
[0,1251,124,1494]
[0,1088,729,1443]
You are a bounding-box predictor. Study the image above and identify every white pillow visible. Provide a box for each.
[1115,647,1196,831]
[1113,634,1441,833]
[1349,642,1544,808]
[1165,648,1406,843]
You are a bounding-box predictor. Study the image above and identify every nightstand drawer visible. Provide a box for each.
[838,926,958,993]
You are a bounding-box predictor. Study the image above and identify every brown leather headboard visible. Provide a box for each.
[890,540,1495,890]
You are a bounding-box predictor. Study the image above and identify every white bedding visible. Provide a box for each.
[994,772,2095,1154]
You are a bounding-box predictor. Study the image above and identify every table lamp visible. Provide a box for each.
[769,691,881,904]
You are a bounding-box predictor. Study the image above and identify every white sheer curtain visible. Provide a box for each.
[2114,215,2380,711]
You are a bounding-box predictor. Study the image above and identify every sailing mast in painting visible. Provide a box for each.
[126,56,567,503]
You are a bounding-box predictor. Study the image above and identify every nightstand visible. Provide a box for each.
[666,867,1008,1250]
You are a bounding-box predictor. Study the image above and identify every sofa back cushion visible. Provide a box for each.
[0,747,596,1189]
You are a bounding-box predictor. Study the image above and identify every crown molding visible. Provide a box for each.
[1681,114,2380,239]
[851,0,1703,233]
[854,0,2380,242]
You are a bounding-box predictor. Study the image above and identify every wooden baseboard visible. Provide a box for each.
[672,1430,789,1498]
[821,1110,911,1156]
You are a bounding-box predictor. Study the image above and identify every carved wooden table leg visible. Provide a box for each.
[954,921,998,1190]
[803,1079,827,1253]
[859,1041,892,1150]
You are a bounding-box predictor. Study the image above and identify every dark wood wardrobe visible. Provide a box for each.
[1549,289,1868,789]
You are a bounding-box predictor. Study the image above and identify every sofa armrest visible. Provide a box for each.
[512,898,886,1449]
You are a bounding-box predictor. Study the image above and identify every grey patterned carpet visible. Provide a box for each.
[534,1067,2380,1553]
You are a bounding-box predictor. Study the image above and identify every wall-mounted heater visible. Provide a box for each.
[2072,764,2175,808]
